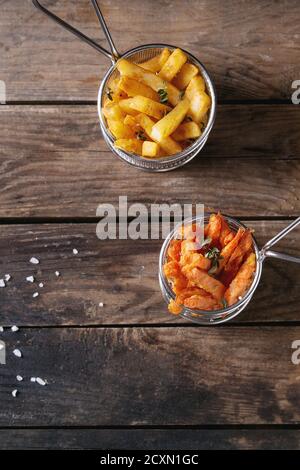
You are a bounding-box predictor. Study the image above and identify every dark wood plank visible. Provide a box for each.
[1,326,300,425]
[0,220,299,326]
[1,104,300,217]
[1,428,300,450]
[1,0,300,101]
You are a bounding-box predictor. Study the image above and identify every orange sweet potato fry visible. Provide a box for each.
[183,294,221,310]
[216,228,245,274]
[185,268,225,301]
[205,213,222,245]
[180,252,211,273]
[167,239,182,262]
[224,253,256,306]
[220,230,253,285]
[168,299,183,315]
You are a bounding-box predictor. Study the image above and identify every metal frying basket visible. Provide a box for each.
[33,0,217,172]
[159,215,300,325]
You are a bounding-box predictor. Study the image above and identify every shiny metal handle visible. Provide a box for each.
[32,0,118,63]
[260,216,300,264]
[91,0,119,62]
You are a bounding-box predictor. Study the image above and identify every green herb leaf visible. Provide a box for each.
[206,246,223,274]
[205,246,221,259]
[136,130,146,141]
[179,90,185,100]
[158,88,168,104]
[106,87,113,101]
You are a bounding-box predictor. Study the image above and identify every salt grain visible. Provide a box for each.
[72,248,78,255]
[99,302,104,308]
[11,325,19,332]
[12,389,18,398]
[55,271,60,277]
[16,375,23,382]
[0,279,5,288]
[39,282,44,288]
[30,257,39,265]
[33,292,39,298]
[30,377,37,383]
[13,349,22,358]
[4,274,11,282]
[0,326,4,332]
[26,275,34,283]
[36,377,47,386]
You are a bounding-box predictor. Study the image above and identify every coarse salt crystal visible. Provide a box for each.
[26,275,34,283]
[4,274,11,282]
[55,271,60,277]
[73,248,78,255]
[11,325,19,332]
[39,282,44,288]
[0,326,4,332]
[30,377,37,383]
[0,279,5,288]
[33,292,39,298]
[99,302,104,307]
[12,389,18,398]
[36,377,47,386]
[16,375,23,382]
[13,349,22,358]
[30,257,39,265]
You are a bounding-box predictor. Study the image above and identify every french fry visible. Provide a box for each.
[186,76,210,122]
[114,138,143,154]
[216,228,245,274]
[224,253,256,306]
[142,141,160,157]
[135,113,182,155]
[140,48,170,72]
[172,63,199,89]
[102,103,125,121]
[205,213,222,246]
[186,267,225,302]
[128,95,170,120]
[159,48,188,81]
[118,76,159,102]
[118,98,139,116]
[171,121,201,141]
[105,78,127,103]
[117,59,181,106]
[184,293,220,310]
[150,97,190,141]
[220,230,253,286]
[107,120,135,139]
[123,114,139,128]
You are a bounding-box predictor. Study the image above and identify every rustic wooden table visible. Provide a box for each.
[1,0,300,450]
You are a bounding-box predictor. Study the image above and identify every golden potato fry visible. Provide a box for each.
[159,48,188,81]
[150,97,190,141]
[140,48,170,72]
[107,120,135,139]
[118,76,159,102]
[118,98,139,116]
[224,253,256,306]
[171,121,201,141]
[135,113,182,155]
[142,141,160,157]
[172,63,199,89]
[102,103,125,121]
[186,75,206,95]
[123,114,139,128]
[114,138,143,154]
[105,78,127,103]
[128,95,170,120]
[117,59,181,106]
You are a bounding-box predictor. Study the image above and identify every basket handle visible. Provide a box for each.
[260,216,300,264]
[32,0,119,64]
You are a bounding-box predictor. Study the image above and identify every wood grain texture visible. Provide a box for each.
[1,428,300,450]
[1,0,300,101]
[1,326,300,425]
[0,220,299,326]
[1,104,300,217]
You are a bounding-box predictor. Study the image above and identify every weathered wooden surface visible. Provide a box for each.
[1,326,300,426]
[1,429,300,450]
[0,220,299,326]
[1,0,300,101]
[1,104,300,217]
